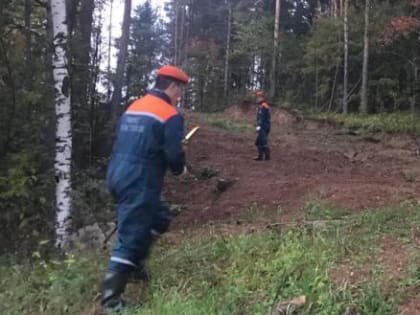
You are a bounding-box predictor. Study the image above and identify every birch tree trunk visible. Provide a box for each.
[360,0,369,114]
[332,0,337,17]
[49,0,72,247]
[224,0,232,103]
[183,1,191,66]
[342,0,348,114]
[316,0,321,18]
[174,0,179,64]
[106,0,114,102]
[179,1,185,65]
[270,0,280,99]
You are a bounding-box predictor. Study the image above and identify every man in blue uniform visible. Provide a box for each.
[101,65,189,313]
[254,91,271,161]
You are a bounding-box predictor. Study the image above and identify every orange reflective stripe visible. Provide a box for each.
[126,94,178,122]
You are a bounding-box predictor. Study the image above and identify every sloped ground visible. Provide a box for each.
[9,105,419,315]
[162,106,420,313]
[166,106,420,228]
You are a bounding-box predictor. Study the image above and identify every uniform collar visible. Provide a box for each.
[147,88,172,105]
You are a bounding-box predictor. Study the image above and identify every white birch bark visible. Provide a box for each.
[50,0,72,247]
[342,0,348,114]
[360,0,369,114]
[270,0,281,99]
[224,0,232,102]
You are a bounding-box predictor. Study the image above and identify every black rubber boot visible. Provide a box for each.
[264,147,271,160]
[130,261,151,283]
[101,271,131,314]
[254,147,264,161]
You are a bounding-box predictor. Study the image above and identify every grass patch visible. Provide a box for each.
[303,201,353,221]
[140,224,398,315]
[196,166,219,180]
[2,203,420,314]
[206,114,251,133]
[313,112,420,134]
[0,253,104,315]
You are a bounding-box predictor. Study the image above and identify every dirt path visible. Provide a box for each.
[166,107,420,228]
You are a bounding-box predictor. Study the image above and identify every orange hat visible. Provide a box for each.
[157,65,189,83]
[256,91,264,97]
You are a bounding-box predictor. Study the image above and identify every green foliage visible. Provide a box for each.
[313,112,420,134]
[0,0,57,254]
[232,7,273,58]
[196,166,219,180]
[127,1,163,98]
[0,253,103,315]
[0,149,54,255]
[304,202,352,221]
[72,168,114,230]
[206,114,250,132]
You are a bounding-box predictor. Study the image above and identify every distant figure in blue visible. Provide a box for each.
[100,65,189,313]
[254,91,271,161]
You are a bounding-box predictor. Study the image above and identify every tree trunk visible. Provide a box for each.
[88,23,102,165]
[76,0,94,102]
[315,0,322,18]
[174,0,179,64]
[411,64,418,112]
[315,54,319,107]
[111,0,132,124]
[342,0,348,114]
[107,0,114,102]
[0,38,17,156]
[24,0,33,91]
[181,1,191,108]
[49,0,72,248]
[224,0,232,104]
[183,1,191,66]
[328,58,341,111]
[360,0,369,114]
[71,0,94,169]
[270,0,280,100]
[333,0,338,17]
[179,1,185,65]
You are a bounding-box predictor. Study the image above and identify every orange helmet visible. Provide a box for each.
[256,91,264,98]
[157,65,189,83]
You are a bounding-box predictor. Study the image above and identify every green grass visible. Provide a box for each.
[303,201,353,221]
[2,203,420,315]
[0,253,104,315]
[195,166,219,180]
[206,114,251,133]
[312,112,420,134]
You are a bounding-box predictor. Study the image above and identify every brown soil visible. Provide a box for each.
[86,106,420,314]
[399,286,420,315]
[329,236,409,290]
[119,105,420,315]
[166,106,420,228]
